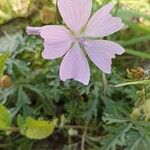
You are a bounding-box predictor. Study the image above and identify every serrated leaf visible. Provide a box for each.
[102,113,129,124]
[13,59,30,76]
[125,129,150,150]
[24,84,44,98]
[25,117,57,139]
[101,123,132,150]
[0,52,9,77]
[17,87,30,106]
[0,104,12,130]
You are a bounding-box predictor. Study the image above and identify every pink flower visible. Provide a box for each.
[27,0,125,85]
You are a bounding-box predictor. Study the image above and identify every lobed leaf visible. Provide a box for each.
[24,117,58,139]
[0,104,12,130]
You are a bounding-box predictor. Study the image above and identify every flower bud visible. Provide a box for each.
[68,128,78,136]
[127,67,144,79]
[0,75,12,88]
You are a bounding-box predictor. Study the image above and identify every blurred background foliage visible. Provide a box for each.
[0,0,150,149]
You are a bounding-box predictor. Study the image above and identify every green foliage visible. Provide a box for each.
[0,104,58,140]
[101,99,150,150]
[102,123,132,150]
[0,104,12,130]
[23,117,58,139]
[0,104,58,141]
[0,0,150,149]
[0,52,9,77]
[17,114,26,135]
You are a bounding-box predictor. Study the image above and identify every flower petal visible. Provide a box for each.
[27,25,73,59]
[60,43,90,85]
[85,40,125,74]
[26,26,42,35]
[42,40,71,59]
[85,3,124,38]
[58,0,92,33]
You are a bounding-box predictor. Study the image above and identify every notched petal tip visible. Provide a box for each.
[85,2,124,38]
[41,49,65,60]
[60,77,89,86]
[78,80,90,86]
[101,63,112,74]
[61,76,90,85]
[120,22,125,29]
[26,26,31,35]
[41,51,47,59]
[40,25,73,60]
[84,40,125,75]
[118,47,125,55]
[104,70,111,74]
[26,26,42,35]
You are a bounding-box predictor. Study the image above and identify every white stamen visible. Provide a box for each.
[78,38,91,47]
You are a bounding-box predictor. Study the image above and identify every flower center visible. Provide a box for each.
[77,37,91,47]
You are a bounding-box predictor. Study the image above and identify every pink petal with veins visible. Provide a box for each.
[85,3,124,38]
[58,0,92,33]
[27,25,73,59]
[60,43,90,85]
[26,26,42,35]
[85,40,125,73]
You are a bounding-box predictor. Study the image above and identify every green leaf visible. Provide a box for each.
[102,113,129,124]
[17,115,26,135]
[15,87,31,116]
[0,52,9,77]
[101,123,132,150]
[13,59,30,77]
[0,104,12,130]
[24,117,58,139]
[24,84,44,98]
[126,127,150,150]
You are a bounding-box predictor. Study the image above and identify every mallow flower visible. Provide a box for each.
[27,0,125,85]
